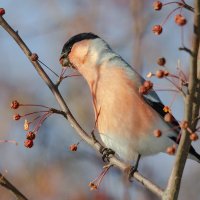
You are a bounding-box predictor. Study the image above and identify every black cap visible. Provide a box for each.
[61,32,99,56]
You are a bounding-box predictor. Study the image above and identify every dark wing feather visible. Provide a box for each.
[143,92,200,161]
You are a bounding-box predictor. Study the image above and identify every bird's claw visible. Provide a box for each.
[128,166,138,182]
[100,147,115,162]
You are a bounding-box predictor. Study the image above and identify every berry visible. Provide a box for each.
[164,70,169,76]
[69,144,78,151]
[146,72,153,78]
[152,25,163,35]
[24,140,34,148]
[190,133,198,141]
[24,120,30,131]
[166,146,176,155]
[163,106,171,113]
[139,85,148,95]
[89,182,98,191]
[0,8,5,16]
[164,113,174,122]
[30,53,38,61]
[175,14,187,26]
[180,121,189,129]
[13,114,21,120]
[153,1,163,11]
[143,80,153,90]
[154,129,162,137]
[157,57,166,66]
[26,131,36,140]
[10,100,20,109]
[156,70,165,78]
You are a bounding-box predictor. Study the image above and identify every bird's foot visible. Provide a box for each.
[100,147,115,162]
[128,166,138,182]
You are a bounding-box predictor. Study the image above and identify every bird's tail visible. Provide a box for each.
[189,146,200,163]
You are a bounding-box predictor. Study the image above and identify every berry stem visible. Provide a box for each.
[22,110,49,117]
[161,7,181,26]
[38,59,59,78]
[20,104,50,109]
[154,88,179,93]
[33,112,52,133]
[0,140,18,145]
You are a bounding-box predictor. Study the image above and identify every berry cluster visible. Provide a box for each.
[152,1,189,35]
[11,100,53,148]
[144,55,199,155]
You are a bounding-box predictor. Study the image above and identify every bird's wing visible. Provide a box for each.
[143,91,200,160]
[143,91,180,141]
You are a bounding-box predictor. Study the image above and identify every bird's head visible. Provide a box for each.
[59,33,101,70]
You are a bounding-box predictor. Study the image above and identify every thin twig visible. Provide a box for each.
[0,14,164,198]
[179,46,193,56]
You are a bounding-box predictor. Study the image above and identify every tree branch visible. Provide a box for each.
[0,172,28,200]
[0,14,164,198]
[163,1,200,199]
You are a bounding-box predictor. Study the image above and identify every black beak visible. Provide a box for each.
[59,53,70,67]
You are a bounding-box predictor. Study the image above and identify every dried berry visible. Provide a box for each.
[175,14,187,26]
[13,114,21,120]
[190,133,198,141]
[153,129,162,137]
[157,57,166,66]
[164,70,169,76]
[166,146,176,155]
[146,72,153,78]
[153,1,162,11]
[26,131,36,140]
[89,182,98,191]
[30,53,38,61]
[152,25,163,35]
[24,120,30,131]
[156,70,165,78]
[143,80,153,90]
[10,100,20,109]
[0,8,5,16]
[24,140,34,148]
[69,144,78,151]
[180,121,189,129]
[164,113,174,122]
[139,85,148,95]
[163,106,171,113]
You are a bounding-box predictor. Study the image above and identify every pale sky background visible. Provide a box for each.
[0,1,199,199]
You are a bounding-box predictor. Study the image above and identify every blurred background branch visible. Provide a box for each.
[0,172,28,200]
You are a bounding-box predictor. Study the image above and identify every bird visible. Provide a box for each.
[59,32,200,173]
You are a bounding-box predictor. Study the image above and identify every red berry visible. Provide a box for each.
[180,121,189,129]
[175,14,187,26]
[154,129,162,137]
[143,81,153,90]
[157,57,166,66]
[139,85,148,95]
[153,1,163,11]
[0,8,5,16]
[164,70,169,76]
[69,144,78,151]
[26,131,36,140]
[156,70,165,78]
[166,146,176,155]
[24,140,34,148]
[190,133,198,141]
[10,100,20,109]
[152,25,163,35]
[30,53,38,61]
[13,114,21,120]
[164,113,174,122]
